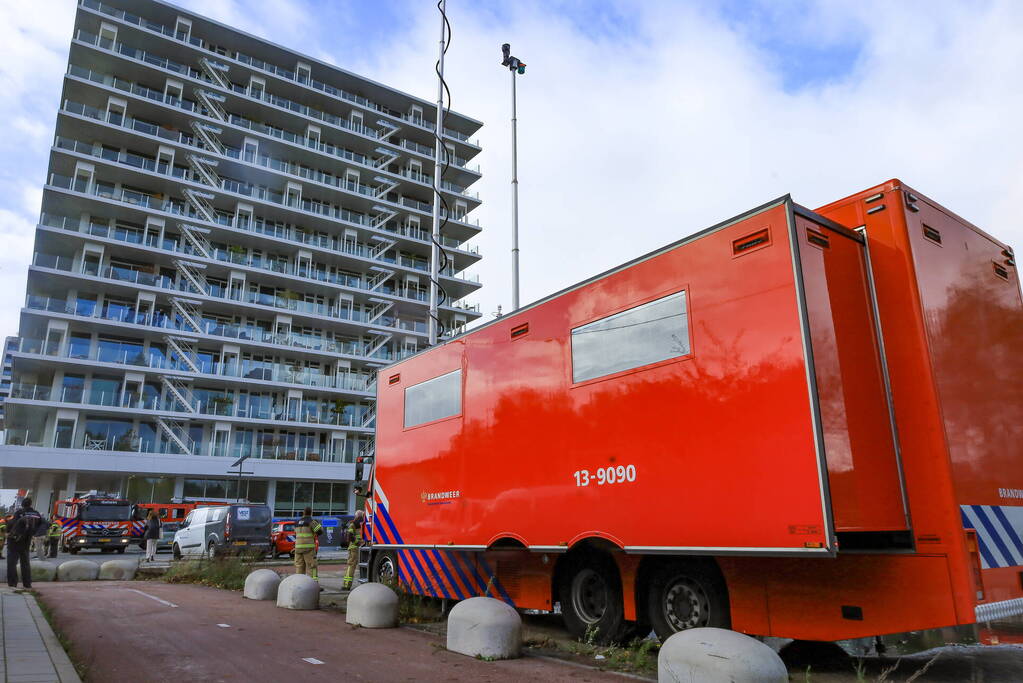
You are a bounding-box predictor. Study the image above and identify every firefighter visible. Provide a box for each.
[341,510,365,590]
[293,507,323,580]
[0,516,7,560]
[46,518,61,558]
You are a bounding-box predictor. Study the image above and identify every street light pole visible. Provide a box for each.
[501,44,526,311]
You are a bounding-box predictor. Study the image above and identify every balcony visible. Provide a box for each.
[79,0,482,151]
[8,382,373,429]
[24,294,423,359]
[4,426,363,463]
[14,336,376,394]
[32,250,432,332]
[43,160,482,288]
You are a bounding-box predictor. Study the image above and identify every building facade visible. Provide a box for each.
[0,0,483,517]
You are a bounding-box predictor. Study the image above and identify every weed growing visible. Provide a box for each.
[161,557,252,591]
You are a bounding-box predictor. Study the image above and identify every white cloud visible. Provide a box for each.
[341,0,1023,317]
[0,0,1020,340]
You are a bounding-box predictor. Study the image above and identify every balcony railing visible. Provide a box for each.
[4,426,363,463]
[45,152,482,270]
[15,337,376,393]
[32,249,433,329]
[79,0,481,150]
[24,294,428,358]
[8,382,372,428]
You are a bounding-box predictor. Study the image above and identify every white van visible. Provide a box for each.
[172,504,272,559]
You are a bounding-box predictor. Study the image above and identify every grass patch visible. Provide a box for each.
[33,590,91,680]
[161,557,254,591]
[377,577,445,624]
[523,631,659,677]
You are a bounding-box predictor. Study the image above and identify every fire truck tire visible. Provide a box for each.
[116,547,126,554]
[68,547,79,555]
[370,550,398,584]
[558,552,629,645]
[646,560,730,641]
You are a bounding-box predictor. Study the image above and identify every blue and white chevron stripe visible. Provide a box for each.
[961,505,1023,569]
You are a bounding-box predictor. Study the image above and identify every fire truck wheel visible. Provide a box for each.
[68,547,79,555]
[117,547,126,554]
[558,552,628,645]
[370,550,398,584]
[647,560,730,641]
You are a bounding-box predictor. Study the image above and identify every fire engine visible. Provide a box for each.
[363,180,1023,646]
[53,492,142,554]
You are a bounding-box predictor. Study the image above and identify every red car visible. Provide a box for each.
[270,520,318,558]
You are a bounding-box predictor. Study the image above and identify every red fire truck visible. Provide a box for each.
[364,180,1023,645]
[53,493,143,554]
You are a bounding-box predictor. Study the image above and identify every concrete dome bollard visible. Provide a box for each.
[446,597,521,660]
[99,559,139,580]
[18,561,58,582]
[658,628,788,683]
[276,573,320,610]
[244,569,282,600]
[345,582,398,628]
[56,559,101,582]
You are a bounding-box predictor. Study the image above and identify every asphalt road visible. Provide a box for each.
[35,581,632,682]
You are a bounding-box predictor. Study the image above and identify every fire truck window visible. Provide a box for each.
[571,291,689,383]
[404,369,462,428]
[173,508,186,518]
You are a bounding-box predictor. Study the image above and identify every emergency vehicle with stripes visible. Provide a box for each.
[53,494,142,554]
[363,180,1023,646]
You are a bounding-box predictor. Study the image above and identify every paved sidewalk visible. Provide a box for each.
[0,588,80,683]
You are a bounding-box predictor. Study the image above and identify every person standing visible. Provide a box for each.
[32,509,48,561]
[7,498,42,588]
[293,507,323,580]
[0,516,7,560]
[46,518,61,558]
[342,510,365,590]
[143,509,161,562]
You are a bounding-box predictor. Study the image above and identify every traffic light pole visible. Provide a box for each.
[510,69,520,311]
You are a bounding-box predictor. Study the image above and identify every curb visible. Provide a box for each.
[25,594,83,683]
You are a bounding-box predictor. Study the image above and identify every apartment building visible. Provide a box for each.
[0,0,483,517]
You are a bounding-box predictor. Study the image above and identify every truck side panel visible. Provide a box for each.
[721,554,958,640]
[818,183,969,625]
[374,200,835,556]
[901,189,1023,605]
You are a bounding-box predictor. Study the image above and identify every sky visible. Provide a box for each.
[0,0,1022,337]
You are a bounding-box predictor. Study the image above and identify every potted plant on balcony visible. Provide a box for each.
[211,395,234,414]
[227,244,246,263]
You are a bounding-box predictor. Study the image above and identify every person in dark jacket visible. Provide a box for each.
[143,508,161,562]
[7,498,43,588]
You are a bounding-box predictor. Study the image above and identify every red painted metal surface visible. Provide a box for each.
[368,183,1023,642]
[375,200,833,555]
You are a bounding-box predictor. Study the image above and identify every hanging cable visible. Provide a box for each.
[429,0,453,339]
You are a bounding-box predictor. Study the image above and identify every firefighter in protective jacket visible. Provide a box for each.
[47,519,62,558]
[342,510,365,590]
[293,507,323,580]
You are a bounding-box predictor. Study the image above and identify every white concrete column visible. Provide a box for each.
[172,476,185,500]
[266,480,277,515]
[34,472,56,516]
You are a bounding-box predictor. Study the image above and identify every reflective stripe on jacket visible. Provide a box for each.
[47,523,61,538]
[294,516,323,550]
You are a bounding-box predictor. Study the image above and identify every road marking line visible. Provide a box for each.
[217,624,231,628]
[124,589,178,608]
[302,658,324,665]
